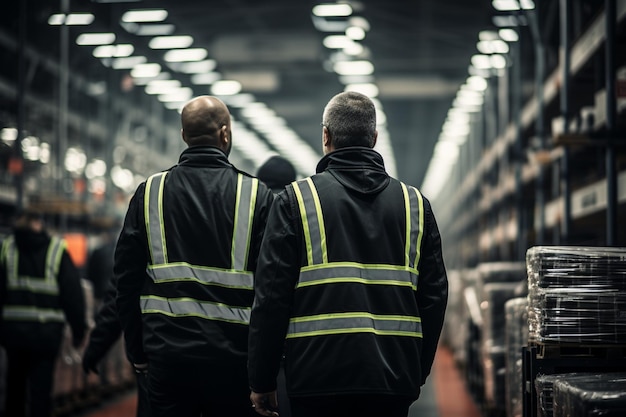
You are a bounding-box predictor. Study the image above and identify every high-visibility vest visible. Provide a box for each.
[287,177,425,339]
[1,236,66,323]
[141,171,259,325]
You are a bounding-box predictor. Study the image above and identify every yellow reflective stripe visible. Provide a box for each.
[7,276,60,294]
[298,262,418,290]
[292,181,314,266]
[3,237,61,295]
[145,172,169,264]
[231,175,258,270]
[157,173,168,262]
[306,178,328,263]
[146,262,253,289]
[45,237,65,282]
[401,183,411,268]
[140,295,250,325]
[412,187,424,268]
[286,312,422,339]
[2,306,65,322]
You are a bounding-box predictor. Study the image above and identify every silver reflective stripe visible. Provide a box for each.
[298,263,418,289]
[231,174,258,271]
[286,312,422,339]
[147,262,253,289]
[2,306,65,322]
[293,178,327,266]
[141,295,251,325]
[145,172,168,265]
[404,184,424,269]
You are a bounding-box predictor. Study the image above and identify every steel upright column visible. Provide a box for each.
[560,0,572,244]
[605,0,618,245]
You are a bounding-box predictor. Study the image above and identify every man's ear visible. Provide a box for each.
[371,130,378,148]
[181,129,188,145]
[323,126,331,148]
[220,125,229,148]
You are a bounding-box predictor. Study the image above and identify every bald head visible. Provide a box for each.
[181,96,232,153]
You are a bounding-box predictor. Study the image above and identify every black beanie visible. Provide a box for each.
[257,156,297,192]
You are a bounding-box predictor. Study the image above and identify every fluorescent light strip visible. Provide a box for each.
[149,35,194,49]
[76,33,116,46]
[122,9,168,23]
[164,48,208,62]
[312,4,353,17]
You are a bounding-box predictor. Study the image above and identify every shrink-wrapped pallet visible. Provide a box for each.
[553,373,626,417]
[526,246,626,344]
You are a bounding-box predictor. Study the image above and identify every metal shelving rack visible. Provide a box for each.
[435,1,626,270]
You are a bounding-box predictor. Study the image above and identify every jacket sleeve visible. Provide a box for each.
[57,249,87,347]
[416,197,448,385]
[115,184,149,365]
[84,278,122,364]
[248,190,301,393]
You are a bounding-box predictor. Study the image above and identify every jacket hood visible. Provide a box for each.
[316,147,390,195]
[13,227,50,252]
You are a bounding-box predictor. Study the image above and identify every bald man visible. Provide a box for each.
[116,96,275,417]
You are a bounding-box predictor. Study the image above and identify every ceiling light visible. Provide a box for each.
[145,80,182,95]
[121,9,168,23]
[349,16,370,31]
[164,48,208,62]
[465,75,488,91]
[1,128,18,142]
[76,33,116,46]
[158,87,193,103]
[136,24,176,36]
[344,42,364,56]
[346,26,366,40]
[149,35,194,49]
[312,4,353,17]
[93,44,134,58]
[333,60,374,76]
[168,59,217,74]
[190,72,221,85]
[66,14,95,25]
[132,72,170,86]
[490,54,507,69]
[163,101,187,111]
[470,54,492,69]
[479,30,499,41]
[344,83,379,98]
[323,35,353,49]
[48,13,95,25]
[211,80,242,96]
[311,16,349,32]
[492,0,521,11]
[131,63,161,78]
[112,56,146,69]
[499,28,519,42]
[222,94,256,108]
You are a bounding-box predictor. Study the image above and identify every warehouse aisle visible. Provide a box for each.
[79,345,480,417]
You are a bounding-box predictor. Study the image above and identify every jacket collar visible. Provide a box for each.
[177,146,233,168]
[315,147,390,195]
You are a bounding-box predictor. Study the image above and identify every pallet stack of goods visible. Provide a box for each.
[505,297,529,417]
[523,246,626,417]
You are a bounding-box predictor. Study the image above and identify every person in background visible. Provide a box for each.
[115,95,274,417]
[256,155,297,195]
[255,154,297,417]
[0,208,87,417]
[248,91,448,417]
[86,225,118,311]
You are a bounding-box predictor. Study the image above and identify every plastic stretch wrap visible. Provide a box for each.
[505,297,528,417]
[552,373,626,417]
[527,246,626,344]
[481,282,520,412]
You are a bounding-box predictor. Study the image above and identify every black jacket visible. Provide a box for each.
[0,227,87,352]
[248,147,448,399]
[83,278,121,371]
[115,146,274,375]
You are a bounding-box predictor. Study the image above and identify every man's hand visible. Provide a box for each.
[250,390,279,417]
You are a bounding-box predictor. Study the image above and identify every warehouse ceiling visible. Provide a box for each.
[2,0,499,190]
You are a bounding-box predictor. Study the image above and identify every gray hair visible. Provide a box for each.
[322,91,377,149]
